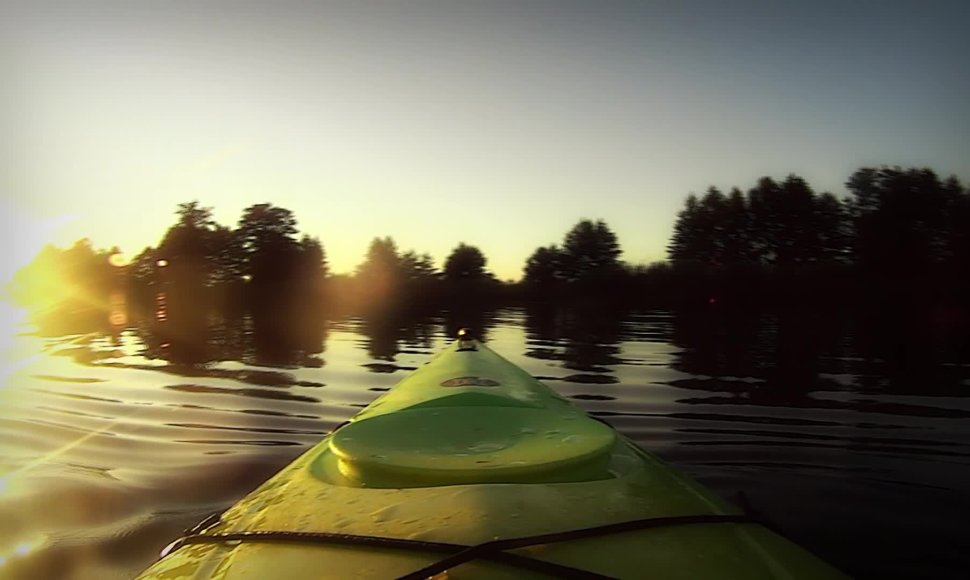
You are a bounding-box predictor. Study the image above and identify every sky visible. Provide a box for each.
[2,0,968,282]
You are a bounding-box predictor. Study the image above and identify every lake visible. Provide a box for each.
[1,304,968,579]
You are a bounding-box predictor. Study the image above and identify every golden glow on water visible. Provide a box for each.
[0,300,965,578]
[0,303,40,388]
[155,292,168,322]
[1,312,141,484]
[0,302,28,351]
[109,291,128,327]
[3,413,136,482]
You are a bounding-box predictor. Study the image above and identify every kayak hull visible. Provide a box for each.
[138,339,846,579]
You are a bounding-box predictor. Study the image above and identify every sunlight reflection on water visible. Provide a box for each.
[0,306,967,579]
[0,301,30,363]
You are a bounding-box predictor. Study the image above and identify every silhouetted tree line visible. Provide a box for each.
[659,167,970,310]
[8,165,968,361]
[125,202,329,364]
[7,200,514,363]
[332,237,505,316]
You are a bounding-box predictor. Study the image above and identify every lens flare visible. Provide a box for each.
[108,252,129,267]
[0,535,48,569]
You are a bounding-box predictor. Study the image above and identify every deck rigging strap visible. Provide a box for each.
[164,513,761,579]
[397,513,760,580]
[172,529,606,579]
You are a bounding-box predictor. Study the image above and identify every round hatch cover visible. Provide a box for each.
[329,407,615,485]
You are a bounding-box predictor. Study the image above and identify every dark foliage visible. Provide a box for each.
[660,167,969,310]
[443,243,490,282]
[523,245,564,293]
[846,167,970,304]
[523,219,625,302]
[9,165,969,366]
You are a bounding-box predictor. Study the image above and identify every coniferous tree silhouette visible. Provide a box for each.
[847,166,969,306]
[560,219,623,284]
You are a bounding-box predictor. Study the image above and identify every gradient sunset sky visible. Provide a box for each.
[3,0,968,281]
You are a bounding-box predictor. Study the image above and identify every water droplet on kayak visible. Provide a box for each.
[370,505,398,522]
[468,442,505,452]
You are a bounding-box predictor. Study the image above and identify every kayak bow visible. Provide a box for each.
[139,334,846,579]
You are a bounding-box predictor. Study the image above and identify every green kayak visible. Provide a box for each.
[138,332,847,579]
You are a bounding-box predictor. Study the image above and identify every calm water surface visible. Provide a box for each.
[1,305,969,579]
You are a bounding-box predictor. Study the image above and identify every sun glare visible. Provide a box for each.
[0,240,46,290]
[0,201,76,287]
[8,262,77,317]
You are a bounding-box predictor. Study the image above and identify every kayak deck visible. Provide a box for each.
[138,338,847,579]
